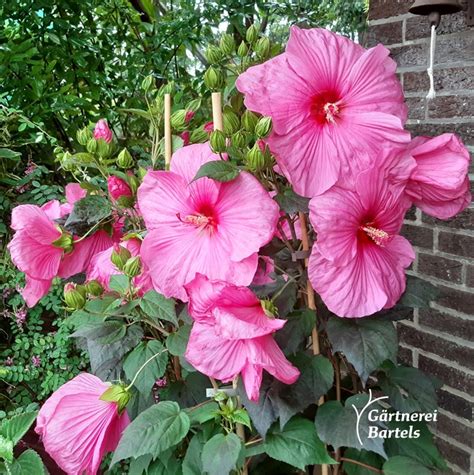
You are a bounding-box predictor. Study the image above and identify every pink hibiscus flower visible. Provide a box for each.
[138,143,279,301]
[251,256,275,285]
[87,238,152,295]
[404,133,471,219]
[308,166,415,318]
[36,373,129,475]
[236,26,409,197]
[185,274,300,401]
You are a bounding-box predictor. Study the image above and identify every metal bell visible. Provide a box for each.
[409,0,463,16]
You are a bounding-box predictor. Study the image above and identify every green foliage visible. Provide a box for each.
[193,160,240,182]
[201,433,244,475]
[383,455,432,475]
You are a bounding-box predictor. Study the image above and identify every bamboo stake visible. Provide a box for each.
[299,212,329,475]
[164,93,172,170]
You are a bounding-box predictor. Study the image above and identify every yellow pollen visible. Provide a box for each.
[362,225,390,246]
[183,213,211,227]
[324,103,339,124]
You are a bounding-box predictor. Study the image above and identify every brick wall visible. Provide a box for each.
[367,1,473,474]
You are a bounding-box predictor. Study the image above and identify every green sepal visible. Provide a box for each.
[100,384,131,414]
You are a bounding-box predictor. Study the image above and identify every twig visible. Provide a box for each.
[340,457,383,474]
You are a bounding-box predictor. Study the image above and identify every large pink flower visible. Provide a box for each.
[184,274,300,401]
[138,143,279,301]
[404,133,471,219]
[236,26,409,197]
[36,373,129,475]
[308,167,415,318]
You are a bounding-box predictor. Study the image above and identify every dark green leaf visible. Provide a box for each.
[64,195,111,236]
[183,433,205,475]
[274,188,309,214]
[166,324,191,356]
[192,160,240,183]
[327,316,397,383]
[186,402,219,426]
[275,309,315,355]
[140,290,177,326]
[109,275,129,294]
[383,455,432,475]
[398,276,439,308]
[0,148,21,160]
[71,320,126,345]
[342,449,384,475]
[201,433,243,475]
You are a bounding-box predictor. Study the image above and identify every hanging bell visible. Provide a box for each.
[409,0,462,16]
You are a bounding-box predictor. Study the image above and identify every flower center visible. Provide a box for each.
[360,224,390,246]
[177,208,217,233]
[310,91,341,125]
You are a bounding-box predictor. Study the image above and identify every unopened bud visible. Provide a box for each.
[100,384,131,414]
[231,131,246,149]
[237,41,248,57]
[52,230,74,253]
[97,139,111,158]
[64,283,86,310]
[205,45,223,64]
[223,107,240,135]
[242,110,259,133]
[219,34,235,55]
[127,174,141,194]
[246,142,266,172]
[230,93,244,112]
[190,127,208,144]
[210,130,227,153]
[260,299,278,317]
[141,75,153,92]
[170,110,187,130]
[86,138,98,154]
[123,256,142,278]
[255,117,273,139]
[77,127,92,146]
[255,36,270,59]
[117,148,133,169]
[85,280,103,297]
[111,244,131,270]
[204,67,224,91]
[245,24,259,44]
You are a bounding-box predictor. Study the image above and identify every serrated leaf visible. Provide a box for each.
[327,316,397,384]
[201,433,243,475]
[274,188,309,214]
[231,409,252,430]
[109,275,129,294]
[186,402,219,426]
[166,324,191,356]
[71,320,126,345]
[6,449,46,475]
[264,416,335,470]
[383,455,432,475]
[112,401,190,465]
[140,290,177,326]
[0,435,13,463]
[123,340,168,394]
[399,276,439,308]
[192,160,239,183]
[64,195,111,236]
[0,411,37,445]
[274,309,315,355]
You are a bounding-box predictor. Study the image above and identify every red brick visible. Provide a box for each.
[434,33,474,66]
[390,43,428,68]
[466,265,474,287]
[406,122,474,146]
[428,95,474,119]
[438,231,474,258]
[406,96,426,120]
[435,437,471,472]
[366,22,403,47]
[404,67,474,93]
[435,413,473,449]
[422,208,474,231]
[405,205,418,221]
[369,0,413,20]
[436,284,474,315]
[437,388,472,419]
[418,252,463,283]
[418,307,474,341]
[401,223,433,248]
[398,345,414,366]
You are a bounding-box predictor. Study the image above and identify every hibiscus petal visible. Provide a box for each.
[185,273,226,320]
[21,276,52,308]
[241,362,263,402]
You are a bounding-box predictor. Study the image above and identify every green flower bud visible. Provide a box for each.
[255,117,273,139]
[60,151,74,171]
[245,24,259,44]
[100,384,131,414]
[117,195,135,208]
[246,142,266,172]
[242,110,259,133]
[231,131,246,149]
[137,167,148,180]
[223,107,240,135]
[123,256,142,278]
[52,230,74,253]
[219,33,235,55]
[117,148,133,169]
[240,56,252,71]
[255,36,270,59]
[204,67,224,91]
[237,41,248,57]
[209,130,227,153]
[186,98,202,113]
[97,138,111,158]
[85,280,103,296]
[170,109,187,130]
[86,138,98,154]
[205,45,223,64]
[64,283,86,310]
[141,74,153,92]
[260,299,278,318]
[111,245,131,270]
[190,127,208,144]
[127,174,140,195]
[230,93,244,113]
[77,127,92,146]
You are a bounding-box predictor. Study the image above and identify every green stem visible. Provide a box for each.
[125,348,168,391]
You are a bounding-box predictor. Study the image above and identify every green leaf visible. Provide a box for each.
[109,275,129,294]
[315,395,387,458]
[112,401,190,465]
[140,290,178,326]
[166,324,191,356]
[384,421,447,470]
[6,449,46,475]
[379,365,440,413]
[148,456,182,475]
[231,409,252,430]
[120,108,152,120]
[0,435,13,463]
[398,276,439,308]
[123,340,168,394]
[342,449,384,475]
[0,148,21,160]
[192,160,240,183]
[71,320,126,345]
[274,188,309,214]
[0,411,37,445]
[64,195,111,236]
[327,316,397,383]
[383,455,432,475]
[274,309,315,355]
[183,433,205,475]
[201,433,243,475]
[264,416,335,470]
[186,402,219,426]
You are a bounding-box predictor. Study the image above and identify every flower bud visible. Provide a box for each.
[93,119,112,144]
[246,142,266,172]
[240,57,252,71]
[141,75,153,92]
[86,138,98,154]
[237,41,248,57]
[170,109,187,130]
[210,130,227,153]
[107,176,133,201]
[231,131,246,149]
[255,36,270,59]
[85,280,103,297]
[245,24,258,44]
[223,107,240,135]
[127,174,141,195]
[219,34,235,55]
[60,151,74,171]
[137,166,148,180]
[123,256,142,278]
[260,299,278,317]
[52,230,74,253]
[77,127,92,146]
[205,45,223,64]
[117,148,133,169]
[242,110,259,133]
[190,127,208,144]
[255,117,273,139]
[97,139,111,158]
[204,67,224,91]
[111,244,131,270]
[64,283,86,310]
[186,98,201,113]
[100,384,131,414]
[230,93,244,113]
